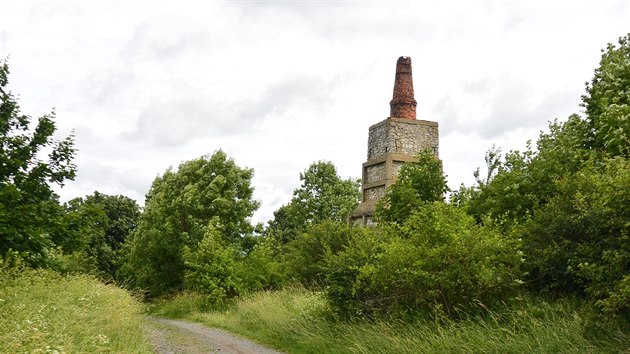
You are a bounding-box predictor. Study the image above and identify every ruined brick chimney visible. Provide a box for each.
[389,56,417,119]
[350,56,439,226]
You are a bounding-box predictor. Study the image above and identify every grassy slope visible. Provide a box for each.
[0,268,153,354]
[153,287,629,354]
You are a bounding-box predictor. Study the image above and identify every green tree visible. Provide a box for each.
[121,150,259,296]
[0,60,76,266]
[60,192,140,278]
[267,161,360,243]
[376,149,449,224]
[583,33,630,157]
[466,115,593,226]
[461,34,630,315]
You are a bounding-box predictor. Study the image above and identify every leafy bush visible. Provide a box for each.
[283,220,360,286]
[326,202,523,319]
[376,149,449,224]
[182,226,243,303]
[523,157,630,316]
[236,237,285,292]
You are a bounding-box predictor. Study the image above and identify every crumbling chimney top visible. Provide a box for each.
[389,56,417,120]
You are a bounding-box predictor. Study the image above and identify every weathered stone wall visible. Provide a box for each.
[364,186,386,201]
[367,118,439,161]
[365,163,386,184]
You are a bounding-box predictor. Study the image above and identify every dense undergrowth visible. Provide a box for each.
[151,287,630,354]
[0,268,152,354]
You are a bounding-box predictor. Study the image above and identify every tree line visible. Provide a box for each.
[1,34,628,321]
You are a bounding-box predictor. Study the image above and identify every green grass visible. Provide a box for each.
[148,291,221,319]
[154,287,630,353]
[0,268,153,353]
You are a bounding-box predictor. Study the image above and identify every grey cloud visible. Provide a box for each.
[472,78,538,138]
[238,74,338,120]
[72,159,151,203]
[227,1,433,42]
[432,95,462,136]
[478,83,579,139]
[83,67,137,106]
[121,23,217,62]
[83,22,219,106]
[123,74,340,147]
[124,97,217,147]
[436,75,580,139]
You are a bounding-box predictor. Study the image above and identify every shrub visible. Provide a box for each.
[283,220,358,286]
[183,227,243,303]
[236,237,285,292]
[326,202,523,319]
[376,149,449,224]
[523,157,630,316]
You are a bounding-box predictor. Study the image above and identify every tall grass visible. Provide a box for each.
[156,287,629,353]
[0,268,153,353]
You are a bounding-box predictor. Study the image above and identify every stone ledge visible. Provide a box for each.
[363,154,418,167]
[368,117,439,131]
[351,200,377,217]
[362,180,387,190]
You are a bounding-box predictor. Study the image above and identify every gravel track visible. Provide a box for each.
[145,317,284,354]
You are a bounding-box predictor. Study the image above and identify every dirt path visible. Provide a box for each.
[145,317,284,354]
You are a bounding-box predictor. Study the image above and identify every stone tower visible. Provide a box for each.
[351,56,439,226]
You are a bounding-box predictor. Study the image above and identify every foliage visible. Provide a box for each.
[182,226,243,303]
[326,202,523,319]
[523,157,630,316]
[467,35,629,227]
[583,33,630,157]
[58,191,140,279]
[0,267,152,353]
[0,60,76,266]
[376,149,449,224]
[180,227,284,304]
[236,237,285,292]
[120,150,259,296]
[466,114,596,227]
[283,220,360,286]
[461,35,630,317]
[267,161,360,243]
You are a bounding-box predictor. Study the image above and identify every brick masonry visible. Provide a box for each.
[390,56,417,120]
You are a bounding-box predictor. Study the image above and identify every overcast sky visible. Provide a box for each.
[1,0,628,223]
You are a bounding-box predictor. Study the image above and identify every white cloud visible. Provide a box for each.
[2,0,629,223]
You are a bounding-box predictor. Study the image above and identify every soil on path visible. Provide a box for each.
[145,317,284,354]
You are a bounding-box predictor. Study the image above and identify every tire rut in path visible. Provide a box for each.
[145,317,284,354]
